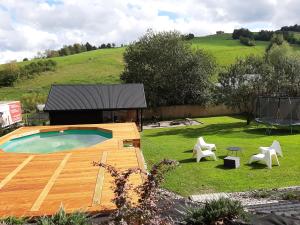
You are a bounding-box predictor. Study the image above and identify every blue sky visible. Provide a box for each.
[0,0,299,63]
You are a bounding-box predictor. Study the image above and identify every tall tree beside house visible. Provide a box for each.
[121,30,216,107]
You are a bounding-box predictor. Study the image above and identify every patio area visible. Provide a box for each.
[0,123,145,217]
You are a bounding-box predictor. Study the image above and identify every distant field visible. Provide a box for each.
[1,33,299,100]
[190,33,268,66]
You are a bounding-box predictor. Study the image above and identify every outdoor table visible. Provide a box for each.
[226,146,243,156]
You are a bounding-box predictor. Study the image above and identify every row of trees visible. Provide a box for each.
[0,60,56,87]
[121,31,300,124]
[43,42,117,58]
[233,28,299,45]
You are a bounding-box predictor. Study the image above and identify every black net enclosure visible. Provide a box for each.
[256,96,300,127]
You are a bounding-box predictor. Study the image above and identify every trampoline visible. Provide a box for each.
[255,96,300,133]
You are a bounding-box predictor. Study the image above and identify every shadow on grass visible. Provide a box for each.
[145,121,249,138]
[246,162,280,170]
[183,149,193,153]
[179,157,215,164]
[244,127,300,136]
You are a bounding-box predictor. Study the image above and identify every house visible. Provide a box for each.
[44,84,147,130]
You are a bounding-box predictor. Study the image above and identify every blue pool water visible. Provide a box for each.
[0,129,112,154]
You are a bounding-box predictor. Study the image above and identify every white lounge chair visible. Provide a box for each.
[259,140,283,157]
[193,144,217,162]
[197,137,217,151]
[249,149,280,169]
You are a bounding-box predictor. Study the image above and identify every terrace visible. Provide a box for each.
[0,123,144,217]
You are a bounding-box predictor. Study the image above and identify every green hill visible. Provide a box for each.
[0,33,299,101]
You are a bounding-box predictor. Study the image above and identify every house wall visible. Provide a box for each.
[49,110,103,125]
[48,109,139,125]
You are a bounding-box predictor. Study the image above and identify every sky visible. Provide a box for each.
[0,0,299,63]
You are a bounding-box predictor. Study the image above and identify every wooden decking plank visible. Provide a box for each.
[30,153,72,211]
[0,155,34,189]
[92,151,108,205]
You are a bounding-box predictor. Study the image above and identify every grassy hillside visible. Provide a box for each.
[1,33,299,101]
[190,33,268,66]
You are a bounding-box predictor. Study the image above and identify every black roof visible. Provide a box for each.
[44,84,147,111]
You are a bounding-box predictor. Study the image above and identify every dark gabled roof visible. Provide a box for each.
[44,84,147,111]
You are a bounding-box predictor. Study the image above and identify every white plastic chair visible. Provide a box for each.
[249,149,280,169]
[193,144,217,162]
[259,140,283,157]
[197,137,217,151]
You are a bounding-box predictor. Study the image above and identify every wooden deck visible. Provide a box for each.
[0,123,145,217]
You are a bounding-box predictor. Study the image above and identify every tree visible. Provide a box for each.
[0,62,20,87]
[85,42,93,51]
[23,58,29,61]
[121,30,216,107]
[217,55,272,124]
[266,33,285,52]
[232,28,253,39]
[254,30,274,41]
[239,36,255,46]
[266,42,300,96]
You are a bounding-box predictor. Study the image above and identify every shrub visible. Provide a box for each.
[94,159,177,225]
[21,93,47,113]
[239,36,255,46]
[232,28,253,39]
[0,216,25,225]
[37,207,90,225]
[281,191,300,201]
[0,62,20,87]
[184,198,248,225]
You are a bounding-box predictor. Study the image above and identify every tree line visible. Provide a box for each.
[121,30,300,125]
[42,42,117,58]
[0,60,57,87]
[232,26,300,46]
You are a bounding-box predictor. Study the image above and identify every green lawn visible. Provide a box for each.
[142,116,300,196]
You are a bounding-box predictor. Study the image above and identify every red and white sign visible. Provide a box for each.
[0,101,22,127]
[8,101,22,123]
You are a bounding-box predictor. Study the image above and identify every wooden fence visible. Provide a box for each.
[143,104,240,120]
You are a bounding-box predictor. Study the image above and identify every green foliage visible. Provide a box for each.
[184,198,248,225]
[21,92,47,113]
[254,30,274,41]
[281,191,300,201]
[0,217,25,225]
[121,30,216,107]
[266,33,285,52]
[232,28,253,40]
[217,55,272,123]
[0,62,20,87]
[266,42,300,95]
[239,36,255,46]
[36,207,90,225]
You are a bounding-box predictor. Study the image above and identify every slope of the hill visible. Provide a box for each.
[190,33,268,66]
[2,33,299,101]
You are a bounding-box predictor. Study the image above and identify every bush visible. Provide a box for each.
[0,217,25,225]
[239,36,255,46]
[37,208,90,225]
[254,30,274,41]
[232,28,253,40]
[21,93,47,113]
[0,62,20,87]
[184,198,248,225]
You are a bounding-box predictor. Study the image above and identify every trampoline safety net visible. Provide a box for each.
[256,97,300,126]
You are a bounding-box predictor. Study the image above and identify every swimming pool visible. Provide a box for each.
[0,129,112,154]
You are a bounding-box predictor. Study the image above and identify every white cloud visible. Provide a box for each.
[0,0,299,63]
